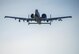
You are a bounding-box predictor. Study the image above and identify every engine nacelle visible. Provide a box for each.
[31,14,34,18]
[41,13,47,18]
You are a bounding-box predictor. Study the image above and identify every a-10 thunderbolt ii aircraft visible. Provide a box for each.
[4,9,72,25]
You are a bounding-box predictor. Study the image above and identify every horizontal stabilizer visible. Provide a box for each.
[28,22,51,25]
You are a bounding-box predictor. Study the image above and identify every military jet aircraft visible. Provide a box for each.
[4,9,72,25]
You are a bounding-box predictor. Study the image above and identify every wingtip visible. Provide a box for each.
[4,16,6,18]
[70,16,72,18]
[67,16,72,18]
[4,16,8,18]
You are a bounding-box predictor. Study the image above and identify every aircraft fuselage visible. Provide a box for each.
[34,9,41,24]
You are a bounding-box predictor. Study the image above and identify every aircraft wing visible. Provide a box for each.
[4,16,35,22]
[42,16,72,21]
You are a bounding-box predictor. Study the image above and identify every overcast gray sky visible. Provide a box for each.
[0,0,79,54]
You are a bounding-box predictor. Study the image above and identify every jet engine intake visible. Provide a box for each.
[41,13,47,18]
[31,14,34,18]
